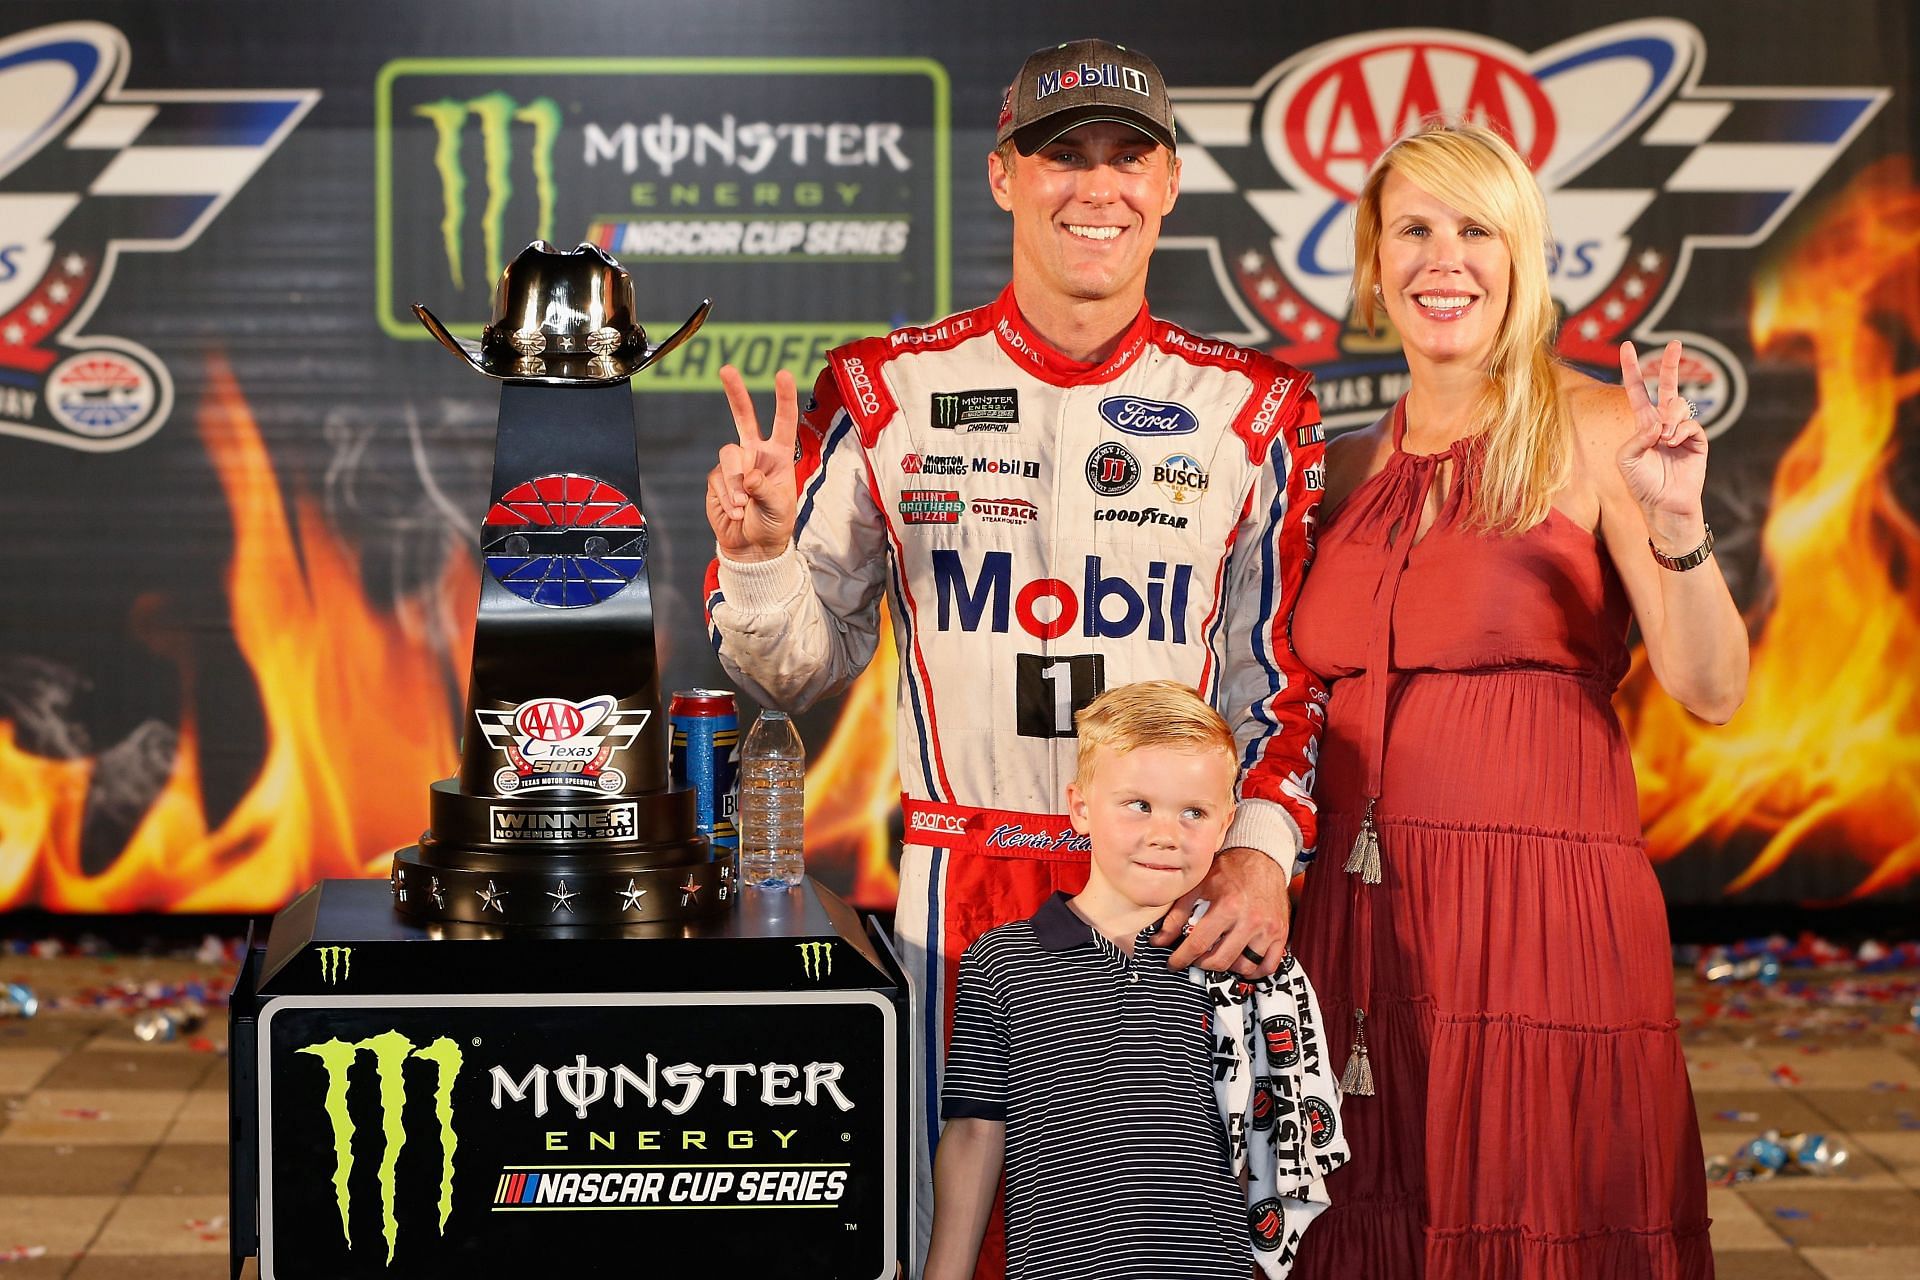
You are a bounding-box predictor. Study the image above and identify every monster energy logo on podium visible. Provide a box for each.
[297,1032,464,1264]
[318,947,354,984]
[798,942,835,980]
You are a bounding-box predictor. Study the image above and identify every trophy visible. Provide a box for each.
[395,241,727,927]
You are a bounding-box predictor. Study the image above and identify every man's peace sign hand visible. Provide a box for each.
[707,365,800,562]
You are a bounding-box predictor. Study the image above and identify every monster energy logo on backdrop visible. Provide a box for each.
[318,947,353,985]
[797,942,834,980]
[414,93,562,289]
[297,1032,464,1265]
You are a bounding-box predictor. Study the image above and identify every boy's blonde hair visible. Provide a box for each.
[1351,119,1569,535]
[1073,679,1236,785]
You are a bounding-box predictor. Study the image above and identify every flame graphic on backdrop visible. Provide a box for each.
[799,602,901,906]
[0,357,474,911]
[1620,158,1920,899]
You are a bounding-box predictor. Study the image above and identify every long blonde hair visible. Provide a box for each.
[1352,121,1568,534]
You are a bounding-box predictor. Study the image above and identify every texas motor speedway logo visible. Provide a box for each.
[0,22,314,450]
[1160,19,1885,431]
[377,57,949,390]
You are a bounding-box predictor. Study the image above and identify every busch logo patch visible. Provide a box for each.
[475,695,648,795]
[0,23,316,450]
[1161,20,1886,432]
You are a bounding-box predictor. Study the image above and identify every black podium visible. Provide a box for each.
[228,878,910,1279]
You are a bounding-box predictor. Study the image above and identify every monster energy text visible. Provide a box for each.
[489,1052,855,1118]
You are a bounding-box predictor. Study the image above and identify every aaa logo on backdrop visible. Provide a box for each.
[1161,19,1887,432]
[0,21,316,451]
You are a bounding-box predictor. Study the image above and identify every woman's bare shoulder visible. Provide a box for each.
[1322,415,1392,512]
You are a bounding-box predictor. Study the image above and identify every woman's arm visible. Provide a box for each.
[1573,341,1748,722]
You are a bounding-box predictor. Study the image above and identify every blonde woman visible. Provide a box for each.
[1288,121,1746,1279]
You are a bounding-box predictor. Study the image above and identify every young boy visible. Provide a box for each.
[926,680,1253,1280]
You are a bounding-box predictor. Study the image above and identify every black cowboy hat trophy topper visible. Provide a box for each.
[394,241,726,928]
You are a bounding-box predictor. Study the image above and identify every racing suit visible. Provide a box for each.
[704,284,1326,1277]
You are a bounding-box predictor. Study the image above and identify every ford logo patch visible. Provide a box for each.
[1099,395,1199,436]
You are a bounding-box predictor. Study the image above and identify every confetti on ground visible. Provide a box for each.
[1716,1110,1761,1123]
[0,1247,48,1264]
[1771,1065,1805,1086]
[1771,1207,1813,1220]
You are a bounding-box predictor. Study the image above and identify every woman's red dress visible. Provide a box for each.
[1287,410,1713,1279]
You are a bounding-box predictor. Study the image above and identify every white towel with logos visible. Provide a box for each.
[1192,955,1349,1279]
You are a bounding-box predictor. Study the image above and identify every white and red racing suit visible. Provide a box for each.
[704,284,1326,1277]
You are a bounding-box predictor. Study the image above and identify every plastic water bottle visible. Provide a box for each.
[738,710,806,889]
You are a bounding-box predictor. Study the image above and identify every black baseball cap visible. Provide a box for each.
[995,38,1177,155]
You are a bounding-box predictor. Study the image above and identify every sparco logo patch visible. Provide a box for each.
[898,489,964,524]
[297,1031,464,1262]
[0,23,316,451]
[1099,395,1199,436]
[1085,442,1140,496]
[1162,21,1886,431]
[930,388,1019,433]
[843,356,882,416]
[909,809,968,835]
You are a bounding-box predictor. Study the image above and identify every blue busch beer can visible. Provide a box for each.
[670,689,738,849]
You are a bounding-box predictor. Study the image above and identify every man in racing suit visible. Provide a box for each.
[704,38,1325,1279]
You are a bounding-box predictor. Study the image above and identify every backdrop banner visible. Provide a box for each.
[0,1,1912,913]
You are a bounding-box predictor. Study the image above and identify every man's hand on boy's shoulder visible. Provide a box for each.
[1153,847,1291,978]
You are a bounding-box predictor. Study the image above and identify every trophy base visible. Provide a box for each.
[391,839,733,929]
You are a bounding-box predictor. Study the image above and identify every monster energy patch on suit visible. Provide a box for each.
[929,389,1019,432]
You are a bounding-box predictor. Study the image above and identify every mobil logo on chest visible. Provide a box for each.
[931,550,1193,643]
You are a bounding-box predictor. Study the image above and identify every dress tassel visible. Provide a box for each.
[1340,1007,1375,1096]
[1344,798,1382,884]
